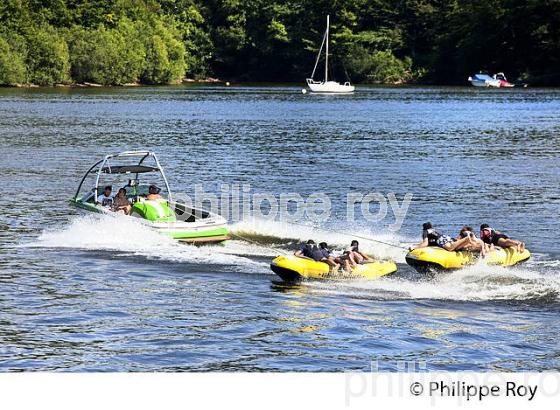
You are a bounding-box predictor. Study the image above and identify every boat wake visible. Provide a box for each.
[230,219,560,303]
[287,262,560,304]
[28,215,560,303]
[30,214,267,273]
[229,218,409,262]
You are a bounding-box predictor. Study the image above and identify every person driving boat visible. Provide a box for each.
[146,185,163,201]
[96,185,113,207]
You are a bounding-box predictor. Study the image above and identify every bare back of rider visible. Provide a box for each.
[455,226,490,257]
[146,185,163,201]
[410,222,479,252]
[146,193,163,201]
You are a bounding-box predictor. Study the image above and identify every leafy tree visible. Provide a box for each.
[140,20,187,84]
[25,27,70,85]
[1,0,560,85]
[67,21,144,85]
[0,34,26,85]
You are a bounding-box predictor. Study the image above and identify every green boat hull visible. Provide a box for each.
[70,199,229,243]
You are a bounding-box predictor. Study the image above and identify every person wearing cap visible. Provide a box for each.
[96,185,113,207]
[146,185,163,201]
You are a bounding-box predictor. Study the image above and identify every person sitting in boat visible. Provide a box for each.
[96,185,113,208]
[455,225,490,257]
[295,240,339,272]
[336,240,373,271]
[113,188,132,215]
[146,185,163,201]
[480,224,525,253]
[295,240,323,261]
[409,222,478,252]
[349,240,373,264]
[319,242,340,272]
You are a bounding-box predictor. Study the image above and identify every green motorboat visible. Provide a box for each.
[70,151,229,243]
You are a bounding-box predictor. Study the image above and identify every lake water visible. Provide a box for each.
[0,85,559,371]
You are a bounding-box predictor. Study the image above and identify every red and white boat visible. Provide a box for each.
[468,72,514,88]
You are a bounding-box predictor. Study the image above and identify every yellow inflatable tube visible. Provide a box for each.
[405,246,530,273]
[270,255,398,282]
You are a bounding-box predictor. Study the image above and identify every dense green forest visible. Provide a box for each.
[1,0,559,86]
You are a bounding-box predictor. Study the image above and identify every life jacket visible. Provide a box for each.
[301,244,326,261]
[424,228,441,246]
[300,244,314,258]
[480,227,495,243]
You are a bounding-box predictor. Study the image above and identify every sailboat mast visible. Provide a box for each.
[325,15,329,83]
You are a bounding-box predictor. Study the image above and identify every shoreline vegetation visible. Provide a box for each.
[1,1,559,88]
[2,78,224,88]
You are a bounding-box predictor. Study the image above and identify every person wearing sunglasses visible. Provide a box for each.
[455,225,490,257]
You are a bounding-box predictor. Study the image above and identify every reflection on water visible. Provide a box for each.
[0,85,559,371]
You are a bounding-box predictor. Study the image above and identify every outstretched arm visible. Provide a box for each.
[409,238,428,251]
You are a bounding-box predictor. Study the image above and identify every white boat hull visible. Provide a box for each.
[468,77,501,87]
[307,79,354,93]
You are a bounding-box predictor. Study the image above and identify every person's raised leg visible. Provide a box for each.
[348,253,358,269]
[325,257,339,272]
[353,252,364,264]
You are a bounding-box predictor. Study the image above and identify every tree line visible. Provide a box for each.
[1,0,559,86]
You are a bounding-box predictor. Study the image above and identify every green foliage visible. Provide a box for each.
[0,34,26,85]
[366,51,413,84]
[140,20,187,84]
[347,47,413,84]
[25,27,70,85]
[66,22,145,85]
[1,0,560,85]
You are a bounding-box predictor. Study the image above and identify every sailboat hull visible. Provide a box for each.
[306,80,355,93]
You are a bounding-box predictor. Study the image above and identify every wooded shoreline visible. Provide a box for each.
[2,1,559,87]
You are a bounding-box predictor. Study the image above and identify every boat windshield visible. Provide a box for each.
[474,74,495,81]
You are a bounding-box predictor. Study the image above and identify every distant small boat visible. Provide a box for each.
[468,73,501,87]
[468,72,514,88]
[306,15,355,94]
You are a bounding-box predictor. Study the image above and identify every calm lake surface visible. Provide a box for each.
[0,85,559,371]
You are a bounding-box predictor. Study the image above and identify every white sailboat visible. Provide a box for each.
[306,15,355,94]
